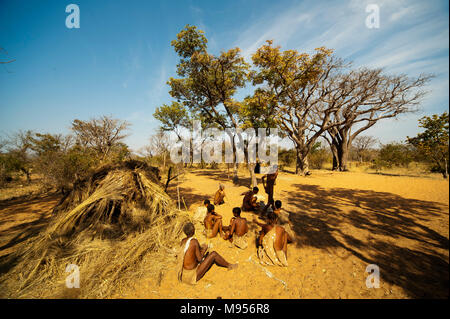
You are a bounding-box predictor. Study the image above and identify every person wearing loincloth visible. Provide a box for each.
[223,207,249,249]
[203,204,224,238]
[177,222,238,285]
[241,187,259,212]
[273,200,295,243]
[254,211,289,267]
[213,184,226,205]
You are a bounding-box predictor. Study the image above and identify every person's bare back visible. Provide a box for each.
[178,222,237,284]
[232,216,248,237]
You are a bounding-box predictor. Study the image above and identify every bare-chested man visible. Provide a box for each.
[262,165,278,210]
[203,204,224,238]
[254,211,289,266]
[177,222,238,285]
[273,200,294,244]
[223,207,249,249]
[241,187,259,212]
[214,184,226,205]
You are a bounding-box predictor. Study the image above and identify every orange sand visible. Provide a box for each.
[0,170,448,298]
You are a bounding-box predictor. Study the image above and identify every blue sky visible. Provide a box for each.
[0,0,448,152]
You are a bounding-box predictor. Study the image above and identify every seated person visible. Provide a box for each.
[253,211,289,267]
[203,204,224,238]
[177,222,238,285]
[241,187,259,212]
[273,200,295,243]
[214,184,226,205]
[193,199,210,223]
[223,207,249,249]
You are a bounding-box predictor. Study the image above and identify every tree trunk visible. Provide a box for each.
[295,149,310,175]
[443,158,448,179]
[330,140,339,171]
[248,163,257,187]
[231,136,239,184]
[339,143,349,171]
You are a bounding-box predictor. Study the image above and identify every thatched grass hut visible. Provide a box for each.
[0,160,190,298]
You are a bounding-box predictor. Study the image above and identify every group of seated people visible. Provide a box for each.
[178,184,294,285]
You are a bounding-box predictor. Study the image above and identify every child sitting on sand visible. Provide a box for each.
[214,184,226,205]
[203,204,224,238]
[222,207,249,249]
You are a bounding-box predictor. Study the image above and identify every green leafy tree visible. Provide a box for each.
[153,101,191,140]
[407,112,449,178]
[374,143,414,170]
[168,25,250,182]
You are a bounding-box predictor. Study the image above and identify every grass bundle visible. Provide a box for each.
[0,160,190,298]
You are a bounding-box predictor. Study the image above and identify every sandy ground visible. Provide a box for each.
[126,169,449,299]
[0,169,448,298]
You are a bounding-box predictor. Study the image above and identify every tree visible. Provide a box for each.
[147,130,171,169]
[71,116,130,161]
[323,69,431,171]
[168,25,250,182]
[28,133,95,193]
[1,130,34,182]
[407,112,449,179]
[239,89,279,186]
[308,141,331,169]
[374,142,414,170]
[251,40,345,175]
[352,135,378,163]
[153,101,191,140]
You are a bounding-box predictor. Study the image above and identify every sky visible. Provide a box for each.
[0,0,448,152]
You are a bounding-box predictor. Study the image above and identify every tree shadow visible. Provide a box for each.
[194,169,258,188]
[0,194,59,274]
[166,185,211,210]
[284,184,449,298]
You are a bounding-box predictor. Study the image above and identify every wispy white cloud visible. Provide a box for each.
[231,0,448,143]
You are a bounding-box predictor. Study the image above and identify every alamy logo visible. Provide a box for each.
[65,4,80,29]
[365,4,380,29]
[365,264,380,288]
[65,264,80,288]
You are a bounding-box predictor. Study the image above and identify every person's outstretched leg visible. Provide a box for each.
[210,219,223,237]
[196,251,238,281]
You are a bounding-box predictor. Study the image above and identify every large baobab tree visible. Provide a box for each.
[322,69,431,171]
[251,41,351,175]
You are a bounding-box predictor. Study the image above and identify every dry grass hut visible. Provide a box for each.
[0,160,190,298]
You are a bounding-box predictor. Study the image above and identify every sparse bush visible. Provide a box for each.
[309,142,331,169]
[372,143,414,169]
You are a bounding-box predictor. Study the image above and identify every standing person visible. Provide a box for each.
[262,165,278,210]
[214,184,226,205]
[204,204,224,238]
[223,207,249,249]
[177,222,238,285]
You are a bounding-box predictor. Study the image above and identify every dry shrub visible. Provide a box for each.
[0,160,190,298]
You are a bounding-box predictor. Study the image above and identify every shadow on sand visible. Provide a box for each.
[284,184,449,298]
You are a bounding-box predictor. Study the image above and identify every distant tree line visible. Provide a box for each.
[0,116,130,191]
